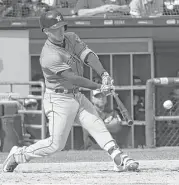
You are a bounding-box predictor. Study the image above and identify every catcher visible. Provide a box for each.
[3,10,139,173]
[83,88,122,150]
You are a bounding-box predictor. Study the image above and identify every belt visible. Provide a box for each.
[46,88,79,94]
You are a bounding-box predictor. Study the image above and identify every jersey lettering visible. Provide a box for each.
[40,32,88,90]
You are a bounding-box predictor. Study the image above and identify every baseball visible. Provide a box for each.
[163,100,173,110]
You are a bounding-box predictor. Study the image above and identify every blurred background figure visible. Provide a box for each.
[32,73,45,109]
[1,0,21,17]
[0,0,6,15]
[41,0,56,7]
[1,0,179,17]
[28,0,50,17]
[83,87,122,149]
[133,75,145,121]
[133,90,145,120]
[164,0,179,15]
[23,96,42,143]
[1,0,50,17]
[73,0,130,17]
[22,95,49,145]
[1,0,30,17]
[129,0,164,17]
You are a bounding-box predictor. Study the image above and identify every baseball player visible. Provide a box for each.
[3,10,139,173]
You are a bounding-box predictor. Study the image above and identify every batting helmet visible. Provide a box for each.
[39,10,67,32]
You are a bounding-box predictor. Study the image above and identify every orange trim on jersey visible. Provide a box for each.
[80,48,92,62]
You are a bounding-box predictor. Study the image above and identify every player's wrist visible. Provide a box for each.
[101,71,109,77]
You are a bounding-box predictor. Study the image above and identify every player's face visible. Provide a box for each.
[93,93,107,108]
[48,26,65,42]
[26,103,38,110]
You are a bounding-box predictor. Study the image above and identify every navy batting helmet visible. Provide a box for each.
[39,10,67,32]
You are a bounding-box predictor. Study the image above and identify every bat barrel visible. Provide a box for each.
[112,90,133,126]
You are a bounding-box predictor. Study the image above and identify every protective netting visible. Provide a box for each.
[156,122,179,146]
[155,86,179,147]
[0,0,179,18]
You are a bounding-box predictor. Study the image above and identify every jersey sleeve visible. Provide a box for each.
[73,33,95,63]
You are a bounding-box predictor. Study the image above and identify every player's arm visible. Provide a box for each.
[73,33,106,76]
[73,33,113,85]
[60,69,113,95]
[60,68,101,90]
[74,0,111,17]
[75,4,129,17]
[44,55,100,90]
[44,54,110,92]
[76,5,113,17]
[84,52,107,76]
[82,51,114,86]
[107,4,130,13]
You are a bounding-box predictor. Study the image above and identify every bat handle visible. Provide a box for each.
[127,120,133,126]
[110,89,116,96]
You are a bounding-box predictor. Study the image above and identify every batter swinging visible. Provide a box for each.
[3,10,139,173]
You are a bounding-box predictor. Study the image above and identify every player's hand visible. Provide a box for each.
[100,84,115,96]
[101,72,114,86]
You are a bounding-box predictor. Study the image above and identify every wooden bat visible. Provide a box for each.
[111,90,133,126]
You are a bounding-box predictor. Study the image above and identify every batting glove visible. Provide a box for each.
[100,84,115,96]
[101,72,114,86]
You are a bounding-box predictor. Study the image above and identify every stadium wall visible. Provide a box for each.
[1,18,179,149]
[0,30,30,96]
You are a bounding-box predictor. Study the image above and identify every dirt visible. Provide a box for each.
[0,160,179,184]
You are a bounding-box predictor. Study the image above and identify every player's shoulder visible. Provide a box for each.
[65,32,78,38]
[40,40,60,65]
[65,32,80,42]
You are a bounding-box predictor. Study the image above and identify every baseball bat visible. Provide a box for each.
[111,90,133,126]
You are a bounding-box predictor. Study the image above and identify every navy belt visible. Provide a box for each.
[54,88,79,94]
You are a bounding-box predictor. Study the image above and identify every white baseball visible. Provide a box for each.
[163,100,173,110]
